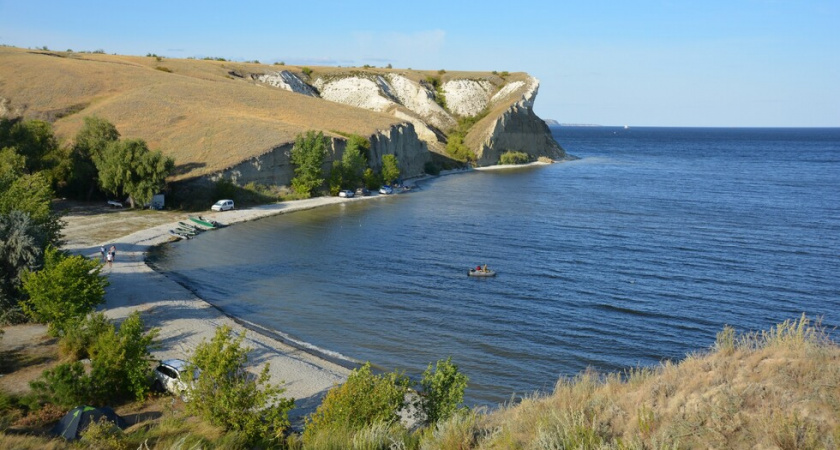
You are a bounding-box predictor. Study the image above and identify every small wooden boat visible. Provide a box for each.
[468,268,496,277]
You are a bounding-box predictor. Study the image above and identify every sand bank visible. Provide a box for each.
[64,193,407,418]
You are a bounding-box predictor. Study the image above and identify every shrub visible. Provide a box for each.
[80,416,129,450]
[186,325,294,446]
[30,361,91,408]
[419,357,469,425]
[88,311,158,402]
[303,362,410,443]
[21,246,108,337]
[498,151,531,165]
[58,312,111,360]
[155,66,172,73]
[301,67,313,77]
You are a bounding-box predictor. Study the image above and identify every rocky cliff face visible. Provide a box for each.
[205,123,429,188]
[253,69,563,167]
[467,77,566,165]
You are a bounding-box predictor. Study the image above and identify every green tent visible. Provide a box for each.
[51,405,126,441]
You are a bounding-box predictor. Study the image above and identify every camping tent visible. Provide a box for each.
[51,405,127,441]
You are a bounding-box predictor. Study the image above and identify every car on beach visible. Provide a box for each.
[338,189,354,198]
[211,199,234,211]
[379,185,393,195]
[152,359,198,401]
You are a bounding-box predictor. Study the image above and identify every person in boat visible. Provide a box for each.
[475,265,481,272]
[483,264,488,272]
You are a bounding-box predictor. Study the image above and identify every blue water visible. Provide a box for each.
[149,127,840,406]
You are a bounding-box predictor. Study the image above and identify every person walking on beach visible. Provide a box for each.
[109,245,116,263]
[100,245,106,262]
[106,250,113,268]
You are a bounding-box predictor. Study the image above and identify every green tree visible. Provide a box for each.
[0,118,60,175]
[381,154,400,185]
[21,246,108,336]
[0,211,47,322]
[290,130,327,197]
[89,311,158,402]
[31,312,158,406]
[96,138,174,207]
[341,135,369,189]
[303,362,410,443]
[68,116,120,200]
[363,167,381,190]
[328,161,345,196]
[186,325,294,445]
[0,171,63,246]
[419,357,469,425]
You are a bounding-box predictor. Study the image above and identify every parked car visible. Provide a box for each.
[379,186,393,195]
[152,359,197,401]
[338,189,354,198]
[211,199,234,211]
[355,187,370,197]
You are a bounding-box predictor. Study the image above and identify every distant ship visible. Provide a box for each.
[624,125,629,129]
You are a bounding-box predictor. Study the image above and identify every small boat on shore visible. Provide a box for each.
[468,268,496,277]
[169,229,192,240]
[178,222,203,233]
[188,216,221,229]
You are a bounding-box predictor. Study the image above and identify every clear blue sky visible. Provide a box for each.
[2,0,838,127]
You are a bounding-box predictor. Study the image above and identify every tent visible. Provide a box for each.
[51,405,127,441]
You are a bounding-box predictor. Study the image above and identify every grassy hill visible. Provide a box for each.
[0,46,402,181]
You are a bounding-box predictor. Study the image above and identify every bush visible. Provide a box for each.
[30,361,91,408]
[301,67,313,77]
[498,151,531,165]
[58,312,111,360]
[88,311,158,402]
[303,362,410,443]
[21,246,108,337]
[419,357,469,425]
[31,312,157,406]
[290,130,327,197]
[186,325,294,446]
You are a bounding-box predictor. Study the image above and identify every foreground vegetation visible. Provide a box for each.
[1,314,837,448]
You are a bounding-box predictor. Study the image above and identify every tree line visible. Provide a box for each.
[0,116,174,323]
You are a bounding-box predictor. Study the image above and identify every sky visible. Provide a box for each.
[1,0,838,127]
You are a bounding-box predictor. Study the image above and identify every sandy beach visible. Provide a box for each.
[62,193,406,419]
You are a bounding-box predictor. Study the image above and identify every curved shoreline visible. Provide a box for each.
[66,162,557,418]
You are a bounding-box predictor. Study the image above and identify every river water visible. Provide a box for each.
[148,127,840,406]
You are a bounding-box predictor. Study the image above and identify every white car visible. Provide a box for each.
[211,199,234,211]
[152,359,197,401]
[338,189,354,198]
[379,186,393,195]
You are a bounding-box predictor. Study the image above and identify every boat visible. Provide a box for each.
[175,226,198,236]
[169,229,191,239]
[188,216,217,229]
[468,268,496,277]
[178,221,203,233]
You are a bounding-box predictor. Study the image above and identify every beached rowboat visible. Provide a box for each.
[188,216,217,229]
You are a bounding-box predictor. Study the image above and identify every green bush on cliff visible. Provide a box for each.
[499,150,531,165]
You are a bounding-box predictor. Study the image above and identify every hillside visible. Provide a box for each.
[0,46,564,187]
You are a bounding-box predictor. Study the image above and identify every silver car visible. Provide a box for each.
[152,359,197,401]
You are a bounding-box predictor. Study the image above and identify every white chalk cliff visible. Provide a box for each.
[243,68,564,185]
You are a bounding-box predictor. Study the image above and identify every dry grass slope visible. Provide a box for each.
[0,47,401,180]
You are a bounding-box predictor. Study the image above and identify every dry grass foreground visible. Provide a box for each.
[2,315,838,448]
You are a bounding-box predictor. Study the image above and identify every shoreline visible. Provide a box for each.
[64,162,556,418]
[65,185,428,419]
